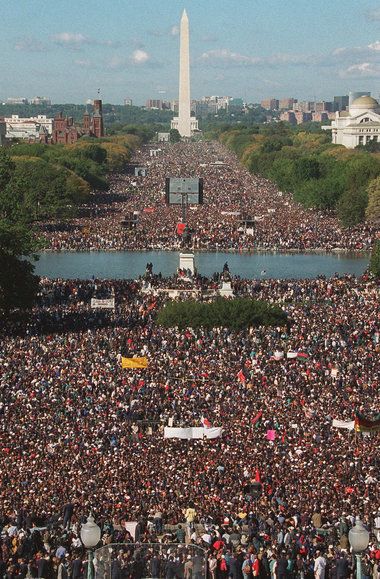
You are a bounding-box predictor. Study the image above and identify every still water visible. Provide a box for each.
[33,251,369,280]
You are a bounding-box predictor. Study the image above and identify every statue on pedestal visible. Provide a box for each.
[144,262,153,281]
[181,225,192,249]
[222,262,231,282]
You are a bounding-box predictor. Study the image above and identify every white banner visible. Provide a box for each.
[91,298,115,310]
[332,419,355,430]
[164,427,223,440]
[124,521,138,540]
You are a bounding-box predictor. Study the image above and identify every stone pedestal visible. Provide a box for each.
[219,281,234,298]
[179,252,195,276]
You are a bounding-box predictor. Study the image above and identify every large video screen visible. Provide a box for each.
[165,177,203,205]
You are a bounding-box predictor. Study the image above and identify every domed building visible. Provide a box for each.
[323,94,380,148]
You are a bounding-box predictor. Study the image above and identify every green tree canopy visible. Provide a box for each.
[337,187,368,227]
[169,129,181,143]
[0,220,40,311]
[370,240,380,277]
[366,176,380,223]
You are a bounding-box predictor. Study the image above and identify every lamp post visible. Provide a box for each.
[80,514,101,579]
[348,517,370,579]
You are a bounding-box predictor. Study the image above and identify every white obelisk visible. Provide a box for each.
[171,9,198,137]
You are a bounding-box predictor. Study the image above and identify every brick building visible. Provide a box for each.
[52,99,104,144]
[279,98,297,110]
[261,98,279,110]
[52,114,80,144]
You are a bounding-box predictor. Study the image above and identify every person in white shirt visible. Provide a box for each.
[314,551,326,579]
[374,511,380,542]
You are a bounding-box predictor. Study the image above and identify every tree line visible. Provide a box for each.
[0,134,140,310]
[213,124,380,227]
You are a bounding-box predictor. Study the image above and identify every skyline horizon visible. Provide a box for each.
[1,90,379,107]
[1,0,380,105]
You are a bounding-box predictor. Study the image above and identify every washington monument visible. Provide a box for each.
[171,9,199,137]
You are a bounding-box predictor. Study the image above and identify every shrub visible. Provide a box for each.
[156,298,287,330]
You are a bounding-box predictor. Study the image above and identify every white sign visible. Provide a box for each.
[164,426,223,440]
[90,298,115,310]
[332,419,355,430]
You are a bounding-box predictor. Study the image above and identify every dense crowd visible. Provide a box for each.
[38,142,378,253]
[0,271,379,578]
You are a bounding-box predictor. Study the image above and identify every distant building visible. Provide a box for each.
[124,98,133,106]
[313,101,333,113]
[312,111,335,122]
[6,97,29,105]
[157,132,170,142]
[51,114,79,144]
[91,99,104,138]
[52,99,104,144]
[280,110,312,125]
[293,101,314,113]
[261,98,279,110]
[279,111,297,125]
[5,115,53,140]
[30,96,52,106]
[333,95,349,112]
[279,98,297,110]
[323,95,380,148]
[146,99,163,109]
[145,99,171,110]
[197,95,232,112]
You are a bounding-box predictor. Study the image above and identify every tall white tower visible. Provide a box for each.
[171,9,198,137]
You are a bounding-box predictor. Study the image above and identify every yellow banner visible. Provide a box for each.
[121,357,148,369]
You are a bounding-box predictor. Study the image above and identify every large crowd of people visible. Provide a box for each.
[38,142,378,253]
[0,270,379,578]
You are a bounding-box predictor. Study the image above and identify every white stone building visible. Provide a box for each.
[5,115,53,140]
[323,95,380,148]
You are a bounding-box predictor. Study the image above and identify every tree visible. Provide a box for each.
[169,129,181,143]
[370,240,380,277]
[337,187,368,227]
[366,176,380,223]
[0,149,15,191]
[0,220,40,311]
[0,150,40,311]
[356,140,380,153]
[295,157,321,181]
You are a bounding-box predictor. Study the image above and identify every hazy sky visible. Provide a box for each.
[1,0,380,104]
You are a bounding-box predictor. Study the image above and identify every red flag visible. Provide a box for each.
[237,369,246,384]
[177,222,186,235]
[255,468,261,483]
[251,410,263,426]
[202,416,212,428]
